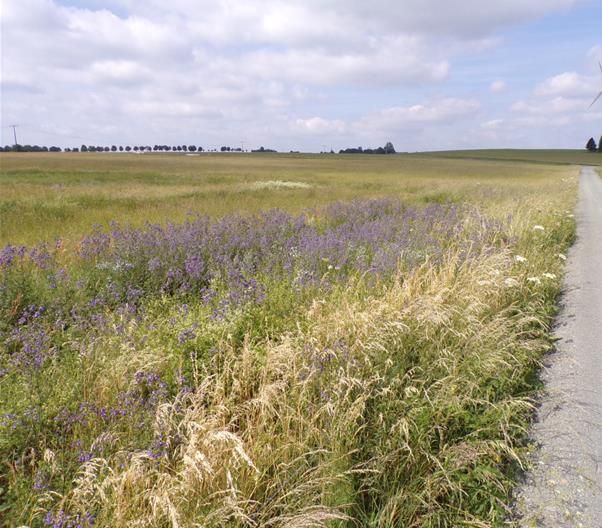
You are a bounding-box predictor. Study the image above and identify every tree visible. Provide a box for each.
[599,136,602,153]
[384,141,396,154]
[586,137,597,152]
[188,145,197,151]
[81,145,88,152]
[111,145,117,152]
[119,146,124,152]
[125,146,131,152]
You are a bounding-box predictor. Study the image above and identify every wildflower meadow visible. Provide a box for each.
[0,153,580,527]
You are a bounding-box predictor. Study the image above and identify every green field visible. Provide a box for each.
[417,148,602,166]
[0,151,580,247]
[0,151,581,527]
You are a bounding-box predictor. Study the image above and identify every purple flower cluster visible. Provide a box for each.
[54,370,169,434]
[44,510,95,528]
[0,243,55,270]
[1,200,502,326]
[70,199,496,307]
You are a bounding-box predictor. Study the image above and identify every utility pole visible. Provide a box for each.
[9,124,19,146]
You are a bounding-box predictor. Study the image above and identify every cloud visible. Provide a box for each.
[490,80,507,93]
[294,117,347,135]
[0,0,594,150]
[356,99,481,131]
[293,98,480,143]
[534,72,599,97]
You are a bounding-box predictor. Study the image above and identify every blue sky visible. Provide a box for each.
[1,0,601,151]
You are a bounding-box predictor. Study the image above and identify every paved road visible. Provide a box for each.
[516,166,602,527]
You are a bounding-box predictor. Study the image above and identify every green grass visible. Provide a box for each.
[417,148,602,166]
[0,151,579,527]
[0,151,578,247]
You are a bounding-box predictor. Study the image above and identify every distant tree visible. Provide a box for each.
[599,136,602,153]
[49,146,61,152]
[197,146,203,152]
[188,145,197,151]
[251,146,277,153]
[125,146,131,152]
[119,146,124,152]
[72,147,79,152]
[81,144,88,152]
[586,137,597,152]
[384,141,396,154]
[133,146,139,152]
[111,145,117,152]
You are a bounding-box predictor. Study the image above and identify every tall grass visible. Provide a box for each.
[0,152,575,247]
[0,156,577,527]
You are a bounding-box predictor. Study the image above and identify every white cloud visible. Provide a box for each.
[356,99,481,131]
[534,72,598,97]
[490,80,507,93]
[294,117,347,135]
[0,0,594,150]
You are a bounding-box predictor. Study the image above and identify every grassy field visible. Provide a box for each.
[0,152,579,527]
[0,151,579,247]
[417,148,602,166]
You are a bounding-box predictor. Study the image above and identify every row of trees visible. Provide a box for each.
[585,137,602,152]
[0,145,63,153]
[339,142,396,155]
[0,144,206,153]
[0,144,281,153]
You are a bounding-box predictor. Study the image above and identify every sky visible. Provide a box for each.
[1,0,601,152]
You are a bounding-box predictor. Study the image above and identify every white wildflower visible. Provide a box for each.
[558,253,567,260]
[533,225,545,231]
[504,278,519,287]
[514,255,527,263]
[543,272,557,280]
[527,277,542,285]
[477,279,492,286]
[327,265,333,270]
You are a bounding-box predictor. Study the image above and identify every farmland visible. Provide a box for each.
[0,152,581,526]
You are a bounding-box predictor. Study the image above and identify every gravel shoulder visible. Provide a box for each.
[515,166,602,527]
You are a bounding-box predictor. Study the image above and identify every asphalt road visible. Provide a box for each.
[516,166,602,527]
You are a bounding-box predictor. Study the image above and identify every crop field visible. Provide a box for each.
[0,152,580,526]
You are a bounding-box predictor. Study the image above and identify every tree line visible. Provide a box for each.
[0,144,205,153]
[0,144,282,153]
[339,142,396,155]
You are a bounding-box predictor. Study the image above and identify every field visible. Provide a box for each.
[0,152,582,247]
[416,148,602,166]
[0,152,581,526]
